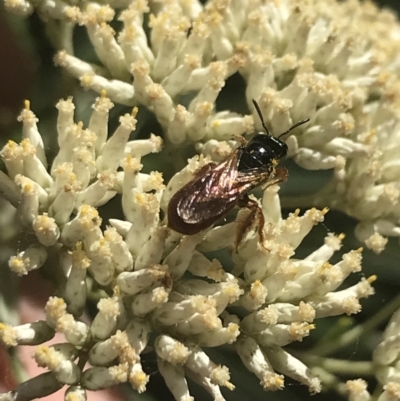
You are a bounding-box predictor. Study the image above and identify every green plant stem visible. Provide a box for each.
[45,20,74,53]
[9,347,29,384]
[292,351,375,376]
[312,292,400,356]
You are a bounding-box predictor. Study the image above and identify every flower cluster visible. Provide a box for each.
[5,0,400,249]
[371,308,400,400]
[3,0,400,400]
[0,96,374,400]
[345,306,400,401]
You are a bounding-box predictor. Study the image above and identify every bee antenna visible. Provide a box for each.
[278,118,310,139]
[252,99,271,136]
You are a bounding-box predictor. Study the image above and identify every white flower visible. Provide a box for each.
[9,0,400,251]
[345,307,400,400]
[3,0,400,400]
[0,95,373,400]
[374,308,400,377]
[32,0,374,159]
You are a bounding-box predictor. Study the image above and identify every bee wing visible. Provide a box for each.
[176,149,272,224]
[175,149,242,224]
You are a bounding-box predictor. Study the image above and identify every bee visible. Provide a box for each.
[167,100,309,247]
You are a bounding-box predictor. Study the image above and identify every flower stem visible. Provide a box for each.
[292,351,374,376]
[312,292,400,356]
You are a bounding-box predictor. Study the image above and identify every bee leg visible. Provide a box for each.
[261,166,288,190]
[235,195,265,250]
[235,168,288,250]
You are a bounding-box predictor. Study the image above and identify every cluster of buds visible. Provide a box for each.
[0,95,375,400]
[372,309,400,399]
[344,305,400,401]
[5,0,400,249]
[4,0,400,399]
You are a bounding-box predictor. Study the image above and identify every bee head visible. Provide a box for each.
[264,134,288,160]
[238,100,309,171]
[251,99,309,158]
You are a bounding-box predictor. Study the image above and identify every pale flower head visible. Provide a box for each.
[0,95,374,400]
[2,0,400,400]
[7,0,399,251]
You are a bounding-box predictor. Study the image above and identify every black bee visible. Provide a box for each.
[168,100,309,247]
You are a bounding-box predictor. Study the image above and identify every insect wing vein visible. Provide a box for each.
[177,149,243,224]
